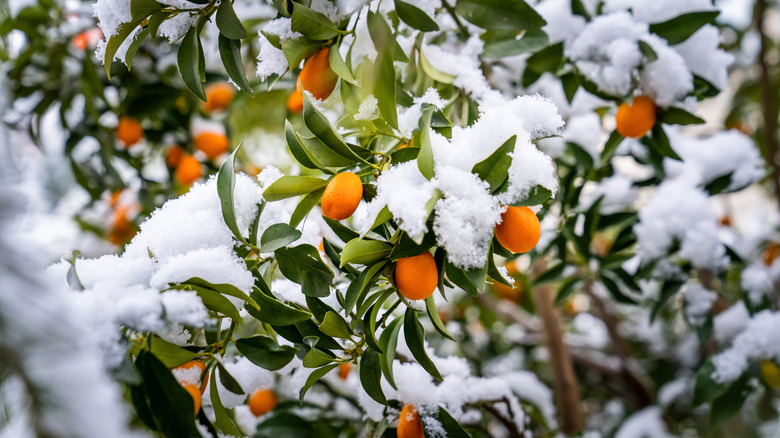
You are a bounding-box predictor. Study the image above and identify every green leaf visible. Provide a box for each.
[173,283,243,322]
[660,107,706,125]
[554,276,582,306]
[148,336,197,368]
[290,188,325,227]
[235,336,297,370]
[445,261,480,296]
[650,279,684,323]
[561,72,580,104]
[282,37,322,70]
[345,262,387,316]
[404,308,442,380]
[218,35,254,95]
[291,3,339,40]
[263,176,328,201]
[455,0,546,31]
[319,311,353,338]
[437,406,472,437]
[104,17,145,78]
[124,28,149,69]
[147,11,170,45]
[420,48,456,83]
[302,93,368,163]
[183,277,257,309]
[601,130,624,163]
[341,238,392,267]
[209,367,243,436]
[300,364,338,401]
[417,106,435,180]
[390,231,435,260]
[260,223,302,253]
[327,44,357,85]
[710,375,751,430]
[216,145,248,245]
[364,291,394,352]
[275,245,334,297]
[177,26,207,101]
[486,242,513,287]
[216,361,244,395]
[650,124,682,161]
[216,0,247,39]
[483,29,548,58]
[395,0,439,31]
[636,39,658,62]
[511,185,553,206]
[322,216,360,242]
[368,11,398,129]
[693,358,730,407]
[360,348,387,404]
[535,262,565,284]
[571,0,591,20]
[130,0,163,21]
[472,135,516,192]
[247,285,313,325]
[425,295,454,340]
[302,344,336,368]
[378,316,403,389]
[134,351,202,437]
[649,11,719,45]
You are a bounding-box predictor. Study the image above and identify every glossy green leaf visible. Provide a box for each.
[472,135,516,192]
[437,406,472,437]
[512,185,553,207]
[455,0,546,31]
[209,368,243,436]
[378,316,403,389]
[395,0,439,31]
[360,348,387,404]
[650,124,682,160]
[344,261,387,315]
[290,187,325,227]
[367,11,398,129]
[216,361,244,395]
[104,17,145,78]
[263,175,329,201]
[177,26,206,101]
[693,358,730,407]
[130,0,163,21]
[649,11,719,45]
[364,290,394,352]
[218,35,254,95]
[147,11,170,45]
[417,106,435,180]
[711,375,750,430]
[420,48,456,83]
[302,345,336,368]
[216,145,248,245]
[275,244,334,297]
[404,307,442,380]
[216,0,247,39]
[235,335,297,370]
[247,284,312,325]
[148,336,197,368]
[328,44,356,85]
[124,28,149,69]
[282,37,321,70]
[483,28,548,58]
[425,295,454,340]
[319,311,353,338]
[290,3,339,40]
[601,130,624,163]
[341,238,392,267]
[300,364,338,401]
[260,223,302,253]
[445,261,480,296]
[638,40,658,62]
[660,107,706,125]
[302,92,369,163]
[183,277,257,309]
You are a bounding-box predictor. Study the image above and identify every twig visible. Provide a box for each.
[531,259,584,435]
[755,0,780,210]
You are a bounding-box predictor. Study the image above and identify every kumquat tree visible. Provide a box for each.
[4,0,780,437]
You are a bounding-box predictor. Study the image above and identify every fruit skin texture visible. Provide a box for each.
[248,388,278,417]
[194,132,230,160]
[615,95,656,138]
[117,116,144,147]
[495,206,541,254]
[202,82,235,113]
[183,384,202,414]
[394,252,438,301]
[397,404,424,438]
[321,172,363,220]
[175,155,202,186]
[287,47,339,113]
[762,360,780,388]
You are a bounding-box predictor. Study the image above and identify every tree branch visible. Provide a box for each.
[755,0,780,209]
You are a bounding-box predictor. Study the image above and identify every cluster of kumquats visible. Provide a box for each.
[108,82,237,246]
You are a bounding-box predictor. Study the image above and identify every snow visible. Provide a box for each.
[712,310,780,384]
[603,0,715,24]
[674,25,734,90]
[683,283,717,327]
[714,301,750,345]
[613,406,675,438]
[536,0,587,44]
[256,18,301,80]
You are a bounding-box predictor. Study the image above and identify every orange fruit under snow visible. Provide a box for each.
[107,206,136,245]
[175,154,202,186]
[193,131,229,160]
[321,172,363,220]
[116,116,143,147]
[397,404,424,438]
[615,95,656,138]
[394,252,438,301]
[494,206,541,254]
[248,388,278,417]
[202,82,235,113]
[287,47,339,113]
